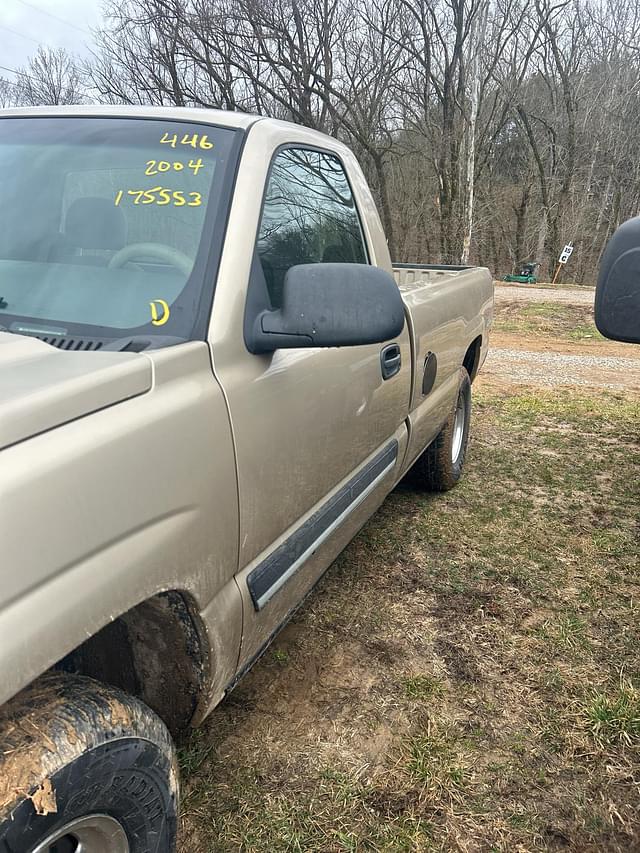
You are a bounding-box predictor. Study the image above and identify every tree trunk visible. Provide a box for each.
[514,182,531,268]
[460,0,488,264]
[535,208,548,274]
[372,152,396,260]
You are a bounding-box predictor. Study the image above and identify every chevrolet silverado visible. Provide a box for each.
[0,106,493,852]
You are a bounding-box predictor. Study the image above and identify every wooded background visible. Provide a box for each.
[2,0,640,282]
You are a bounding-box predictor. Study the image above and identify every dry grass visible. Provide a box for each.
[492,301,607,343]
[178,315,639,851]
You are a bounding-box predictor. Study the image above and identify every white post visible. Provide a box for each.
[460,0,489,265]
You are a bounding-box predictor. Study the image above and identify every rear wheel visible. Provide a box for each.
[0,673,178,853]
[410,368,472,491]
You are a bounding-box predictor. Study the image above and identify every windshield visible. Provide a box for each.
[0,116,240,348]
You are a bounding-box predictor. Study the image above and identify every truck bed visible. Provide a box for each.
[392,262,475,288]
[391,262,494,471]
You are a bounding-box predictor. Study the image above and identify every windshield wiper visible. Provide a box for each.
[103,335,187,352]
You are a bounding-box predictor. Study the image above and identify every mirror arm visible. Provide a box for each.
[247,309,314,354]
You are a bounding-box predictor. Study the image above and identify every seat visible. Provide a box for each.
[50,197,128,265]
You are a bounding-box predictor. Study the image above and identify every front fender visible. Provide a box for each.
[0,342,241,707]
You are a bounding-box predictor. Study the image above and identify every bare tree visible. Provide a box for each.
[15,47,85,106]
[0,78,16,108]
[78,0,640,279]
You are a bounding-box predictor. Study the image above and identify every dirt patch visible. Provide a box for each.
[486,296,640,391]
[433,636,482,683]
[491,330,640,359]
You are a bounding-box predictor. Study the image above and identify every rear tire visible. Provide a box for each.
[0,673,178,853]
[411,368,472,491]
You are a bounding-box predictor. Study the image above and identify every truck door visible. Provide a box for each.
[212,145,411,669]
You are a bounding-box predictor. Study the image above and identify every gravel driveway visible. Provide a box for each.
[484,348,640,390]
[487,283,640,390]
[494,283,595,306]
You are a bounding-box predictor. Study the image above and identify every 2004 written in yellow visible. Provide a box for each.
[145,158,204,176]
[114,188,202,207]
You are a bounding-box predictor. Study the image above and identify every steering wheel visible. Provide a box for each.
[108,242,193,276]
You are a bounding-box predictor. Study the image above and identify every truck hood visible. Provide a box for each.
[0,332,152,450]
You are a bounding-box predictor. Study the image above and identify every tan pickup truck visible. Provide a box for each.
[0,106,493,852]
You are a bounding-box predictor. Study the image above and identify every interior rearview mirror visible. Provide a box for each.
[595,217,640,344]
[247,263,405,354]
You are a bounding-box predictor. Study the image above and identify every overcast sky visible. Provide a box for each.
[1,0,103,81]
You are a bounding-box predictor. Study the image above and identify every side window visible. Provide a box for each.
[257,148,368,307]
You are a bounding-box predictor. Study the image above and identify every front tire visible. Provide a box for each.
[411,368,472,491]
[0,673,178,853]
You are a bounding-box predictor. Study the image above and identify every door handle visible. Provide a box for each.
[380,343,401,380]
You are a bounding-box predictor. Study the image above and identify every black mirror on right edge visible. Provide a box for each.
[595,216,640,344]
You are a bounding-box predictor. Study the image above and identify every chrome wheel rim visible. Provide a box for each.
[451,394,466,463]
[31,814,130,853]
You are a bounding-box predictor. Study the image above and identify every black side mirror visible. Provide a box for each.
[246,263,405,354]
[595,217,640,344]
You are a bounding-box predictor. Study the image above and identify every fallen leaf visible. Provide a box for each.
[29,779,57,816]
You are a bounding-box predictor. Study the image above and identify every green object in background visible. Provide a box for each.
[504,261,539,284]
[504,273,537,283]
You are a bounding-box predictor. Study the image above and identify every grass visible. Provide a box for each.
[403,675,443,700]
[493,301,605,341]
[406,724,468,797]
[497,280,593,291]
[178,311,639,851]
[583,679,640,746]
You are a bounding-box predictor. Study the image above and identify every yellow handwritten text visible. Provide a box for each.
[145,158,204,176]
[114,188,202,207]
[160,132,214,150]
[149,299,170,326]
